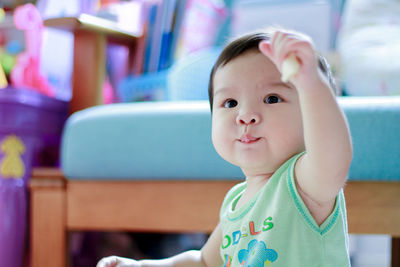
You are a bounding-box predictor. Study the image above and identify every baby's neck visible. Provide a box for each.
[235,175,272,211]
[247,173,271,189]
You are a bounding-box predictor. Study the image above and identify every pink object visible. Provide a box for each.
[103,76,114,104]
[11,4,54,97]
[179,0,227,55]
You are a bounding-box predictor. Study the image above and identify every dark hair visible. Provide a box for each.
[208,31,337,111]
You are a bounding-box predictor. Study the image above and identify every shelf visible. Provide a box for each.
[44,14,140,46]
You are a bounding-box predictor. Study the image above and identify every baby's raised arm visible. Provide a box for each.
[259,31,352,224]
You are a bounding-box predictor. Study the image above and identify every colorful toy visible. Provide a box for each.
[0,40,22,78]
[1,50,17,76]
[0,8,5,23]
[0,65,7,89]
[0,8,7,88]
[10,4,54,96]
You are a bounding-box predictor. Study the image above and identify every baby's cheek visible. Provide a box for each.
[211,127,225,152]
[211,127,231,160]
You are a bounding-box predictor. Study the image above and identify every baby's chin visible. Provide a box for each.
[237,160,279,178]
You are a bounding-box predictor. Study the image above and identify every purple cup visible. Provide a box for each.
[0,87,68,267]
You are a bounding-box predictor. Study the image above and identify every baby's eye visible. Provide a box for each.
[224,99,238,108]
[264,95,282,104]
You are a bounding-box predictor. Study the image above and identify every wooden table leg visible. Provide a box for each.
[30,169,66,267]
[71,30,106,113]
[393,237,400,267]
[43,15,138,114]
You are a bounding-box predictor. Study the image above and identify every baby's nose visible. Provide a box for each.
[237,113,260,125]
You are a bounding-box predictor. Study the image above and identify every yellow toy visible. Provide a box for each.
[0,134,26,179]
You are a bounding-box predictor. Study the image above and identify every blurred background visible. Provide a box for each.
[0,0,399,266]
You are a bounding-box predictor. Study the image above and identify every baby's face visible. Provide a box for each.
[211,51,305,177]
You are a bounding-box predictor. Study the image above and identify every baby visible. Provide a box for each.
[97,28,353,267]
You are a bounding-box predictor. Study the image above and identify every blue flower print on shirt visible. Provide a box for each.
[238,239,278,266]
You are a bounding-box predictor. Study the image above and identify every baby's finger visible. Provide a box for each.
[259,40,283,75]
[282,40,318,73]
[270,31,287,61]
[97,256,119,267]
[259,35,295,73]
[258,40,273,59]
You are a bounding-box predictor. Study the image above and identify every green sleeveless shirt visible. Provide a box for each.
[219,153,350,267]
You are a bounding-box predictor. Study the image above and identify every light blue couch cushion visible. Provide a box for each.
[61,97,400,181]
[62,101,242,180]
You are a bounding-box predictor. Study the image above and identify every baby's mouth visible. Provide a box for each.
[239,134,261,144]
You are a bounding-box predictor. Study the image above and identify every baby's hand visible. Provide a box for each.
[97,256,141,267]
[259,30,320,86]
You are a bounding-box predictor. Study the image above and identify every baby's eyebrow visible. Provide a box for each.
[213,87,236,96]
[214,81,293,97]
[259,81,293,90]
